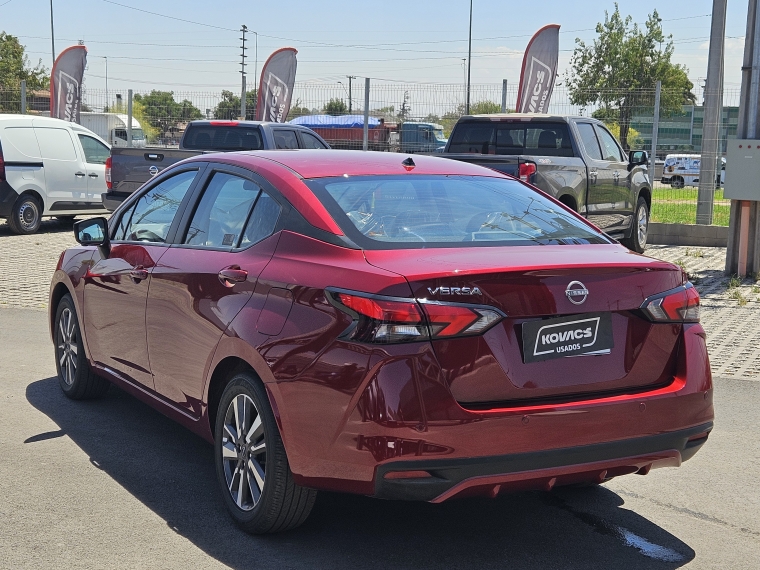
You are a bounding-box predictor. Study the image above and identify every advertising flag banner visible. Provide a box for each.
[255,48,298,122]
[50,45,87,123]
[515,25,560,114]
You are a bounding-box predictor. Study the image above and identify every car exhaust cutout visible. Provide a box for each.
[640,283,700,323]
[327,288,505,344]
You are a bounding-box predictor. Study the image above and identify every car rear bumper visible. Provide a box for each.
[374,422,712,502]
[101,191,131,212]
[0,181,20,218]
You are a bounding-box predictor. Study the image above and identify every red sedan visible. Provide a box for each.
[50,150,713,534]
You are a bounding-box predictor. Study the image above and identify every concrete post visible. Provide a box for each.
[363,77,370,151]
[20,80,26,114]
[696,0,727,225]
[501,79,508,113]
[649,81,661,178]
[127,89,133,147]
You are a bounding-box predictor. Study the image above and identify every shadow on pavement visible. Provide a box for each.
[0,216,77,237]
[27,377,695,570]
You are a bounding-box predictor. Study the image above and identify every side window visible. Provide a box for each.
[273,130,299,149]
[114,129,128,142]
[34,128,77,161]
[118,170,197,242]
[594,126,625,162]
[78,135,110,164]
[576,123,603,161]
[299,131,328,149]
[240,193,281,247]
[184,172,260,249]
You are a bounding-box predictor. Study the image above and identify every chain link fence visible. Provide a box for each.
[0,81,740,225]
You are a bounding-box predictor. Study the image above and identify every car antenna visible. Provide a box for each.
[402,157,415,171]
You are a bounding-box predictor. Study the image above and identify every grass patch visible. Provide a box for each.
[727,275,742,289]
[728,288,748,306]
[651,202,730,226]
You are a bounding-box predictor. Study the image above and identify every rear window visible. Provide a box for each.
[182,125,264,151]
[448,121,574,157]
[306,175,608,249]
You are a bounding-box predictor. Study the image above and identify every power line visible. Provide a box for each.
[100,0,237,32]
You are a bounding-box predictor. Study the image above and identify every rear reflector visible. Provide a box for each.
[641,283,699,323]
[518,162,536,182]
[105,156,112,190]
[384,470,433,480]
[329,289,504,344]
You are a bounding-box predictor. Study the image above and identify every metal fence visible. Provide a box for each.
[0,81,741,226]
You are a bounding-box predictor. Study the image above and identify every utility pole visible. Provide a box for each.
[240,25,248,120]
[696,0,727,225]
[102,57,108,111]
[50,0,56,63]
[347,76,356,113]
[466,0,473,115]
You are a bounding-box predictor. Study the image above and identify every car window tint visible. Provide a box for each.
[184,172,260,248]
[594,126,624,162]
[300,132,328,149]
[78,135,110,164]
[576,123,603,161]
[273,130,299,149]
[122,170,197,243]
[240,193,281,247]
[449,122,573,157]
[182,125,264,151]
[34,128,77,161]
[447,124,495,154]
[308,175,609,248]
[113,202,136,241]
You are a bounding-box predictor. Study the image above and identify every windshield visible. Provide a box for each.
[306,175,609,249]
[434,129,446,141]
[131,128,145,141]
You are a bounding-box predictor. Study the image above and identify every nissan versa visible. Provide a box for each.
[49,150,713,534]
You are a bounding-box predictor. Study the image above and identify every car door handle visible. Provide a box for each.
[130,266,149,282]
[89,173,99,178]
[75,172,86,178]
[218,266,248,287]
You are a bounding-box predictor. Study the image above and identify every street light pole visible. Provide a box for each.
[466,0,473,114]
[50,0,56,63]
[102,56,108,111]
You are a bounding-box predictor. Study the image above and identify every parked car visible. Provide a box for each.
[0,115,110,234]
[442,114,651,252]
[51,150,713,534]
[661,154,726,188]
[79,112,147,148]
[104,120,330,211]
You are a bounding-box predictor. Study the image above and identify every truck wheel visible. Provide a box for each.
[622,197,649,253]
[8,194,42,235]
[671,177,684,189]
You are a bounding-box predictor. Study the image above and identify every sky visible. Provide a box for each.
[0,0,750,96]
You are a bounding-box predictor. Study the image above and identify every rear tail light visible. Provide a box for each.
[0,140,6,182]
[105,156,112,189]
[641,283,700,323]
[328,289,504,344]
[518,162,536,182]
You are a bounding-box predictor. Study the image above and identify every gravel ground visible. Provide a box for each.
[1,220,757,379]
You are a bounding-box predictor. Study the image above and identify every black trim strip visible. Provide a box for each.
[50,201,106,211]
[4,161,44,168]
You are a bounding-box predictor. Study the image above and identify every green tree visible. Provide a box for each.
[566,4,695,150]
[323,98,347,115]
[214,89,257,120]
[286,98,314,120]
[133,90,203,133]
[470,100,502,115]
[0,32,49,112]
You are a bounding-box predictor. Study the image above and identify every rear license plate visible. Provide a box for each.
[522,312,614,363]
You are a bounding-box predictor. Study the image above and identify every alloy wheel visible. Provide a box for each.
[221,393,267,511]
[57,307,78,386]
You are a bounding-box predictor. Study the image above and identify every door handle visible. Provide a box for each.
[89,173,99,178]
[130,266,149,282]
[75,172,86,177]
[218,265,248,287]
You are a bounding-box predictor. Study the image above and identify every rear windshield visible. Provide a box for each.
[182,125,264,151]
[306,175,608,249]
[448,121,574,157]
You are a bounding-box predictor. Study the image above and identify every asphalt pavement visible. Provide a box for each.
[0,307,757,569]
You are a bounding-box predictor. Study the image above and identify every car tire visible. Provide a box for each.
[214,372,317,534]
[621,196,649,253]
[54,294,110,400]
[8,194,42,235]
[671,177,685,189]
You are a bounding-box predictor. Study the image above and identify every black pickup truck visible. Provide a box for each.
[103,120,330,211]
[442,114,651,252]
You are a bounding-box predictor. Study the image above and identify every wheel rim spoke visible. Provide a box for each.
[222,442,238,460]
[246,414,263,444]
[247,458,263,504]
[236,465,247,507]
[222,392,265,512]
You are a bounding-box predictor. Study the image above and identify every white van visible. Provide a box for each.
[0,115,110,234]
[79,112,147,148]
[661,154,726,188]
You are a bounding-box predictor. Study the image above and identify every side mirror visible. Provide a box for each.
[74,217,110,257]
[629,150,648,165]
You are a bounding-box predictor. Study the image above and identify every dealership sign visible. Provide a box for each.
[50,45,87,124]
[255,48,298,122]
[515,25,560,114]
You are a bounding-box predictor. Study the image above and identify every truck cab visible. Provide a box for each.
[79,113,146,148]
[399,122,448,153]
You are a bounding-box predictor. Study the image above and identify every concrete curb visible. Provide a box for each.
[648,222,729,247]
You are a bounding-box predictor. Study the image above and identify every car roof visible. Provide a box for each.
[188,120,316,130]
[456,113,594,123]
[199,149,507,179]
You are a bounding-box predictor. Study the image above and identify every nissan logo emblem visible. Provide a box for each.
[565,281,589,305]
[149,166,159,177]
